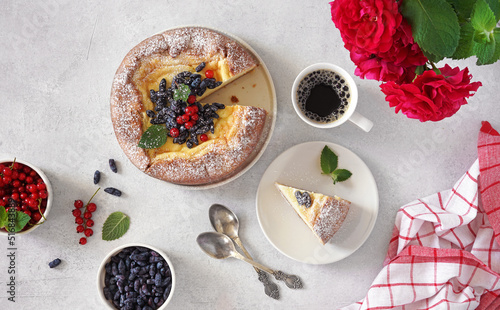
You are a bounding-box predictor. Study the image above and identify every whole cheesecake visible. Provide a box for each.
[110,27,268,185]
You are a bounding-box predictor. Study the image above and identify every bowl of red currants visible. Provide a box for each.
[0,158,53,235]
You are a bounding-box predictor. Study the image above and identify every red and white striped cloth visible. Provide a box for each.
[342,121,500,310]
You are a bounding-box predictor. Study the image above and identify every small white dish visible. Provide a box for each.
[256,141,379,264]
[0,158,53,235]
[97,243,176,309]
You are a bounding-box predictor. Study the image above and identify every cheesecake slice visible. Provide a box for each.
[275,182,350,244]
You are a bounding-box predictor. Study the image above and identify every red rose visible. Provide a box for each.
[350,19,427,83]
[380,65,482,122]
[330,0,401,54]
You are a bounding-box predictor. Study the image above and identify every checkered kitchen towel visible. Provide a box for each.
[342,122,500,310]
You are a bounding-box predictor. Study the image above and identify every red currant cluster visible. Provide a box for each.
[73,188,99,245]
[170,95,208,143]
[0,161,48,228]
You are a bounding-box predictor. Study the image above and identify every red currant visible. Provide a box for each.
[79,237,87,245]
[20,192,28,200]
[192,105,199,113]
[72,209,82,217]
[26,176,34,184]
[18,173,26,181]
[30,192,39,200]
[75,217,84,224]
[29,170,37,177]
[76,225,84,233]
[176,116,185,124]
[185,106,194,116]
[2,167,12,176]
[200,134,209,142]
[185,121,194,130]
[205,70,214,78]
[36,182,46,190]
[32,212,42,222]
[191,114,199,121]
[39,190,48,199]
[187,95,196,104]
[11,193,20,201]
[181,114,190,122]
[3,176,12,184]
[84,228,93,237]
[87,203,97,213]
[28,198,38,209]
[169,128,180,138]
[74,200,84,209]
[84,211,92,219]
[86,219,94,227]
[24,210,32,217]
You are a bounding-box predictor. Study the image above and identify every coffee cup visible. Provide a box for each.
[291,63,373,132]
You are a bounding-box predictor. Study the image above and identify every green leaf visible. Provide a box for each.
[13,211,31,232]
[138,124,167,149]
[471,0,497,33]
[0,206,7,228]
[446,0,475,19]
[485,0,500,21]
[452,22,476,59]
[331,169,353,184]
[320,146,338,174]
[473,35,496,63]
[173,84,190,102]
[102,211,130,241]
[401,0,461,58]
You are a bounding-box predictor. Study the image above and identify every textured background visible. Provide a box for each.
[0,0,498,309]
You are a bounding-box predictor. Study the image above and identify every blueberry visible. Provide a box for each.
[295,191,312,208]
[195,62,206,72]
[104,187,122,197]
[93,170,101,185]
[48,258,61,268]
[109,159,118,173]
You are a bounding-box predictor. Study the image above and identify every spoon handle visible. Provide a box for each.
[232,251,275,274]
[234,237,279,299]
[274,271,303,289]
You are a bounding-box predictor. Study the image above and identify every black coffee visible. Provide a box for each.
[297,70,351,123]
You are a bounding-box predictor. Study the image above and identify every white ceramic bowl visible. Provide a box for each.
[97,243,176,309]
[0,158,53,235]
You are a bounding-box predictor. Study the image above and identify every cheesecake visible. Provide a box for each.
[110,27,268,185]
[275,182,350,244]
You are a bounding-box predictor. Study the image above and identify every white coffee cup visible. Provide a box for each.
[291,63,373,132]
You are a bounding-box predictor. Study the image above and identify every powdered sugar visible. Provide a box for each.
[313,197,350,244]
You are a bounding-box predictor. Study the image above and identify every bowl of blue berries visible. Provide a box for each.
[0,158,53,235]
[97,243,176,309]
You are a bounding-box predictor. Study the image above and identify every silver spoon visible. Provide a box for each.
[209,204,280,299]
[196,231,303,289]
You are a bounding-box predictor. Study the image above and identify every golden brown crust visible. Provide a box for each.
[110,27,265,185]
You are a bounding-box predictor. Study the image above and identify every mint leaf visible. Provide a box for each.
[485,0,500,21]
[138,124,167,149]
[102,211,130,241]
[401,0,460,58]
[331,169,352,184]
[473,35,496,64]
[471,0,497,33]
[173,84,190,102]
[0,206,7,228]
[320,146,338,174]
[14,211,31,232]
[452,23,475,59]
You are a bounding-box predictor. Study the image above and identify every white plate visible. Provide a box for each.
[256,141,379,264]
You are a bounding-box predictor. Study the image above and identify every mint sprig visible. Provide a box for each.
[320,146,352,185]
[173,84,190,102]
[402,0,500,65]
[102,211,130,241]
[138,124,167,149]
